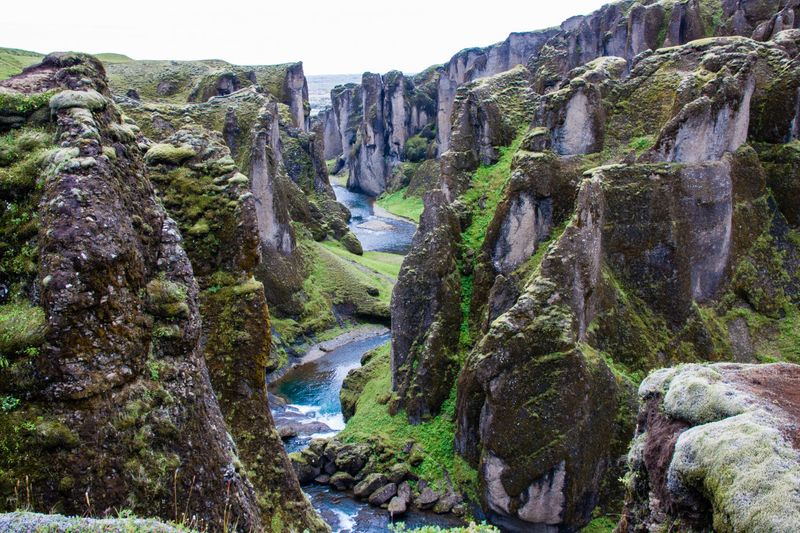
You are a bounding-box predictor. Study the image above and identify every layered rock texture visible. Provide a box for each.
[0,53,328,531]
[377,2,800,531]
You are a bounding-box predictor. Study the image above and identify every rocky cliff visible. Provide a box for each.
[0,53,268,530]
[0,52,333,531]
[321,0,800,199]
[105,58,310,130]
[381,3,800,531]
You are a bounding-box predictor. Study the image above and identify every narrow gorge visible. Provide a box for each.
[1,0,800,532]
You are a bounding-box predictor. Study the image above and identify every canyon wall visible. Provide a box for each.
[321,0,800,197]
[0,53,334,531]
[382,3,800,530]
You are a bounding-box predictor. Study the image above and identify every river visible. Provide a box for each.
[269,186,466,532]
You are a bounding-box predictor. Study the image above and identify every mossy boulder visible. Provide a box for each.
[48,89,106,112]
[144,143,196,165]
[620,363,800,532]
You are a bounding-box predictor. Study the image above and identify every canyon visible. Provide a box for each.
[1,0,800,532]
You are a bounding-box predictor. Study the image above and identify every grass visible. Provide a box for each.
[460,135,523,252]
[582,516,617,532]
[724,304,800,364]
[320,239,403,280]
[96,53,134,63]
[272,238,393,343]
[0,48,43,80]
[339,345,479,499]
[377,187,424,222]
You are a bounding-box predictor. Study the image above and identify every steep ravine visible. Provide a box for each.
[268,186,467,532]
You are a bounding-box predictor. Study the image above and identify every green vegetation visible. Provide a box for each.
[0,90,54,115]
[0,48,43,80]
[95,53,134,63]
[403,134,429,163]
[460,135,522,252]
[145,144,197,166]
[320,239,403,279]
[1,129,53,306]
[0,302,46,356]
[582,516,617,532]
[272,238,393,344]
[377,187,424,222]
[339,345,478,499]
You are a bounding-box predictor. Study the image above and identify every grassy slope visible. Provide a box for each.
[271,238,395,348]
[320,239,403,279]
[0,48,43,80]
[338,345,479,498]
[376,187,424,222]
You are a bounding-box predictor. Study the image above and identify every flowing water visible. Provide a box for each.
[332,184,417,255]
[269,181,466,532]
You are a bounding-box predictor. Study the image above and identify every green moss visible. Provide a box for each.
[0,91,54,115]
[403,135,429,163]
[0,302,46,356]
[581,516,617,533]
[144,144,197,166]
[0,128,54,300]
[376,187,424,222]
[460,135,523,252]
[339,345,478,498]
[149,167,240,278]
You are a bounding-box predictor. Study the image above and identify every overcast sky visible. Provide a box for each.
[1,0,611,75]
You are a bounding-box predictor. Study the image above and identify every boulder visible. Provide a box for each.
[368,483,397,506]
[329,471,356,491]
[290,452,321,484]
[414,486,439,510]
[387,496,407,517]
[353,473,388,499]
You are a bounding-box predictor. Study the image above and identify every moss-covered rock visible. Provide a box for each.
[48,89,106,112]
[620,363,800,532]
[144,143,196,165]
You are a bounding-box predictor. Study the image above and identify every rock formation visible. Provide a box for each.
[382,12,800,532]
[320,0,800,198]
[0,53,265,530]
[619,362,800,532]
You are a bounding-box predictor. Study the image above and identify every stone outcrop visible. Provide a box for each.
[379,26,800,531]
[140,124,326,531]
[0,53,266,530]
[322,0,800,198]
[105,58,310,130]
[390,191,462,422]
[619,363,800,532]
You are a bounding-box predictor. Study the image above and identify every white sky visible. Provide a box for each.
[1,0,611,75]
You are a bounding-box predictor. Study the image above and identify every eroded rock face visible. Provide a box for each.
[436,29,557,154]
[140,125,326,531]
[446,34,800,531]
[619,363,800,533]
[0,53,264,530]
[390,191,462,422]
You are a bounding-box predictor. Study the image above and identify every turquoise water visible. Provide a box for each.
[332,184,416,254]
